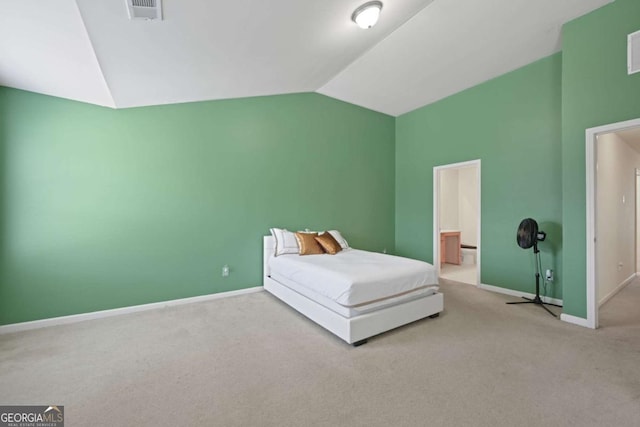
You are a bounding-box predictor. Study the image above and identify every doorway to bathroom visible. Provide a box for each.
[433,160,481,285]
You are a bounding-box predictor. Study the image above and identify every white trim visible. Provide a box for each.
[599,272,636,307]
[0,287,263,335]
[637,172,640,281]
[478,283,563,306]
[629,30,640,75]
[560,313,591,328]
[586,117,640,330]
[433,167,439,274]
[433,159,481,285]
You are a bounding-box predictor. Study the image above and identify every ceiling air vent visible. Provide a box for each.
[629,30,640,75]
[126,0,162,21]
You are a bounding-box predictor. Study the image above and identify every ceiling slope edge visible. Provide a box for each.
[313,0,437,117]
[0,0,116,108]
[73,0,117,108]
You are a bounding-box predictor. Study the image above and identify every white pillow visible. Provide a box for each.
[270,228,300,256]
[327,230,349,249]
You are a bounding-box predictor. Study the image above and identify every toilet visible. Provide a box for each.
[461,245,477,265]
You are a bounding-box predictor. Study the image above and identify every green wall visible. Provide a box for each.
[0,89,395,325]
[395,54,563,298]
[561,0,640,318]
[2,0,636,326]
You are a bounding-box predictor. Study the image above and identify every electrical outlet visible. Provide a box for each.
[222,264,230,277]
[545,269,553,282]
[383,248,387,254]
[617,262,623,271]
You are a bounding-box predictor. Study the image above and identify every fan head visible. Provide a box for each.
[517,218,540,249]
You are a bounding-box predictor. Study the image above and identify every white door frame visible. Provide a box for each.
[636,169,640,274]
[584,117,640,329]
[433,159,481,285]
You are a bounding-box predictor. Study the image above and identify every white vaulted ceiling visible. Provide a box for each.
[0,0,613,115]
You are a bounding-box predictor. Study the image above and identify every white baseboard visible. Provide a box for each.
[598,272,636,307]
[0,286,264,335]
[478,283,563,306]
[560,313,592,328]
[477,282,595,328]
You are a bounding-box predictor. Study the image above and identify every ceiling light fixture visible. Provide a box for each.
[352,1,383,29]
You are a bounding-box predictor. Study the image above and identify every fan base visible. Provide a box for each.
[506,296,562,317]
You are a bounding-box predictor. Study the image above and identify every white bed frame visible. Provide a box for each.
[262,236,443,345]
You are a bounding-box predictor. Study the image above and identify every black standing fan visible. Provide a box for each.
[506,218,562,317]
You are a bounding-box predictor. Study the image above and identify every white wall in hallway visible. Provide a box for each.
[458,166,478,246]
[439,168,459,231]
[439,166,478,246]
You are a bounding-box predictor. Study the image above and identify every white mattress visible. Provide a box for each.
[268,249,438,307]
[270,272,438,318]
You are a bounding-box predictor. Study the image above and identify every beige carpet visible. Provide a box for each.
[1,279,639,427]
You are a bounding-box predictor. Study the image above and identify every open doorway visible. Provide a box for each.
[585,118,640,329]
[433,160,480,285]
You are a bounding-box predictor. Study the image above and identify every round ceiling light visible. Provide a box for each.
[352,1,383,29]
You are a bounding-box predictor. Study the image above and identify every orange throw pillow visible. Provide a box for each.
[294,232,324,255]
[315,232,342,255]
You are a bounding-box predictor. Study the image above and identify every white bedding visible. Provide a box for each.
[268,249,438,307]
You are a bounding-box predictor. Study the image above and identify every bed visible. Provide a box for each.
[262,235,443,345]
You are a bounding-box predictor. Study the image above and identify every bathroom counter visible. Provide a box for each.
[440,230,461,265]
